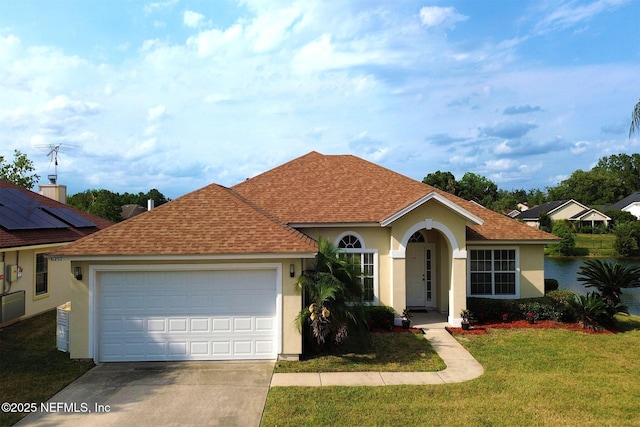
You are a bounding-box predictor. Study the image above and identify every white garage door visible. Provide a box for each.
[97,269,279,362]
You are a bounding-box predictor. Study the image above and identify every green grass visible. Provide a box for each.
[0,310,94,426]
[574,233,616,256]
[275,332,445,373]
[262,315,640,426]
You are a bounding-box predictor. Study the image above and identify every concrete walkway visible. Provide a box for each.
[270,311,484,387]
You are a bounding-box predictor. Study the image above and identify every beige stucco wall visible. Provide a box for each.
[297,226,392,305]
[518,244,546,298]
[68,258,306,360]
[552,202,586,220]
[1,244,72,326]
[299,199,469,320]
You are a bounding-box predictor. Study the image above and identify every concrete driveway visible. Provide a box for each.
[16,361,274,427]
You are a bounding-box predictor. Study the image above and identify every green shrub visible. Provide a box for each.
[364,305,395,330]
[546,290,578,322]
[468,296,574,323]
[614,221,640,257]
[517,301,560,321]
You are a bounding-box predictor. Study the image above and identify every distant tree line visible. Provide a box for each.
[423,153,640,213]
[67,189,170,223]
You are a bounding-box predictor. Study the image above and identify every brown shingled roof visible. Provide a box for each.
[0,179,113,249]
[54,183,318,256]
[53,151,555,257]
[234,152,556,242]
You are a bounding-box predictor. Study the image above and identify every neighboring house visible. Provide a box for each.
[53,152,556,363]
[121,204,146,220]
[0,179,112,326]
[515,199,610,229]
[608,192,640,220]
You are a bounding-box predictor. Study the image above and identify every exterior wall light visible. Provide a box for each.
[289,264,295,278]
[74,266,82,280]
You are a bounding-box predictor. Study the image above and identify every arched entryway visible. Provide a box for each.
[406,231,436,309]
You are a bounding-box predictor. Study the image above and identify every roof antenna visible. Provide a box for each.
[35,143,77,184]
[46,144,61,184]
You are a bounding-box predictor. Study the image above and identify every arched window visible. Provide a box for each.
[335,233,376,303]
[408,231,425,243]
[338,234,363,249]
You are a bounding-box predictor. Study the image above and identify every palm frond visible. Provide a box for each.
[630,99,640,138]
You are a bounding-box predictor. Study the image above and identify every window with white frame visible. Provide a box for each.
[469,249,517,296]
[35,253,48,296]
[338,234,376,302]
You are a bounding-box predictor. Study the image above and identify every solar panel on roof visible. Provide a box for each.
[42,207,96,228]
[0,205,68,230]
[0,188,43,207]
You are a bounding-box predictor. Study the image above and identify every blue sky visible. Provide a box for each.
[1,0,638,199]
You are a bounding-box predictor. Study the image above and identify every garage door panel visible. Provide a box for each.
[98,269,278,361]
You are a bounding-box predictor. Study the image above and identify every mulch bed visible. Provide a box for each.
[446,319,617,335]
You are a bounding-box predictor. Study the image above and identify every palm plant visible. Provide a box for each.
[295,237,369,350]
[577,259,640,317]
[630,99,640,137]
[571,292,609,331]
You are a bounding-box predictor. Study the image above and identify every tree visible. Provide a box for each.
[67,189,123,223]
[0,150,40,189]
[577,259,640,319]
[538,212,552,233]
[422,171,457,194]
[630,99,640,137]
[593,153,640,198]
[68,188,170,222]
[295,237,368,352]
[457,172,498,207]
[548,169,626,206]
[551,220,575,255]
[613,221,640,257]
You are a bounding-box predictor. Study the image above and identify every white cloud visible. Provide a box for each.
[494,141,513,155]
[147,104,166,122]
[570,141,589,155]
[485,158,519,171]
[534,0,630,33]
[186,24,243,56]
[419,6,468,29]
[183,11,205,28]
[144,0,179,15]
[0,1,637,197]
[245,6,301,52]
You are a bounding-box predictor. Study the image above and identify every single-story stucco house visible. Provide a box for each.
[53,152,556,362]
[515,199,610,230]
[0,179,111,326]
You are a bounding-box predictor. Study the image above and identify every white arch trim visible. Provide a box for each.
[390,219,467,259]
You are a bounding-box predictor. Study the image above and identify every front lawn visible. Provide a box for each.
[275,331,445,373]
[262,315,640,426]
[0,310,94,426]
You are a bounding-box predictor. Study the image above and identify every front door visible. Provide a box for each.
[406,242,436,308]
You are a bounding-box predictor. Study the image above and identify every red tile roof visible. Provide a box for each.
[0,179,113,249]
[54,183,318,256]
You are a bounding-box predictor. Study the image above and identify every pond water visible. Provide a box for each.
[544,257,640,316]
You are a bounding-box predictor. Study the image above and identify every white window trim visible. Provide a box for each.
[335,233,379,305]
[34,251,49,299]
[467,247,520,299]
